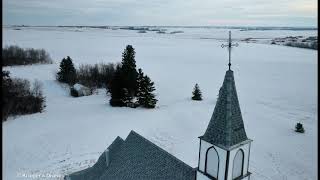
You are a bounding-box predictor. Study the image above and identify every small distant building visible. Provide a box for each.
[71,83,92,97]
[65,31,252,180]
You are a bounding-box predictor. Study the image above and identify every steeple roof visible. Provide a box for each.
[201,70,249,149]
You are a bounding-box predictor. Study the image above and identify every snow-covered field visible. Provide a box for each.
[3,27,317,180]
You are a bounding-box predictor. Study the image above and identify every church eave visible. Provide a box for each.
[199,136,252,151]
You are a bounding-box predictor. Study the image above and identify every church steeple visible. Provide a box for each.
[201,69,248,149]
[196,31,252,180]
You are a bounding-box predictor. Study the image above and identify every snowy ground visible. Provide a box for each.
[3,27,317,180]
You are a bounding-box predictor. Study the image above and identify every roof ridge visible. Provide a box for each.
[127,130,193,169]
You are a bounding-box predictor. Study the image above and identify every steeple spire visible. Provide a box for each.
[201,70,248,149]
[221,31,238,70]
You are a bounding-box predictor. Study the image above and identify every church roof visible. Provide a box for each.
[200,70,249,150]
[66,136,125,180]
[66,131,195,180]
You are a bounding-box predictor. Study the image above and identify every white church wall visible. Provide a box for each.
[198,139,227,179]
[198,139,209,172]
[226,142,251,180]
[215,145,227,180]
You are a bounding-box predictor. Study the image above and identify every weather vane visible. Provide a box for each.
[221,31,238,70]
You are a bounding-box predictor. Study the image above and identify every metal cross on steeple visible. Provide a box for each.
[221,31,238,70]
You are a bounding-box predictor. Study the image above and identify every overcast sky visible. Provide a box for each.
[3,0,318,26]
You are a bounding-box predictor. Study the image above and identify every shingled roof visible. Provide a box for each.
[200,70,249,150]
[66,131,196,180]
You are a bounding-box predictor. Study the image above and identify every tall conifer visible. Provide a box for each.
[57,56,77,85]
[138,73,157,108]
[192,83,202,100]
[121,45,138,96]
[109,65,125,107]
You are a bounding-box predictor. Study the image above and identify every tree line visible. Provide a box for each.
[285,41,318,50]
[2,45,53,66]
[56,56,117,89]
[2,44,203,121]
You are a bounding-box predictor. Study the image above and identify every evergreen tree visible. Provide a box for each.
[120,45,138,96]
[57,56,77,85]
[136,68,144,97]
[109,65,125,107]
[295,122,305,133]
[121,88,133,105]
[192,83,202,101]
[138,74,157,108]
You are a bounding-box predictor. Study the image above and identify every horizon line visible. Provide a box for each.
[2,25,318,28]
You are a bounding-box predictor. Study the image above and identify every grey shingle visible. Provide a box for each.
[201,70,248,149]
[66,131,195,180]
